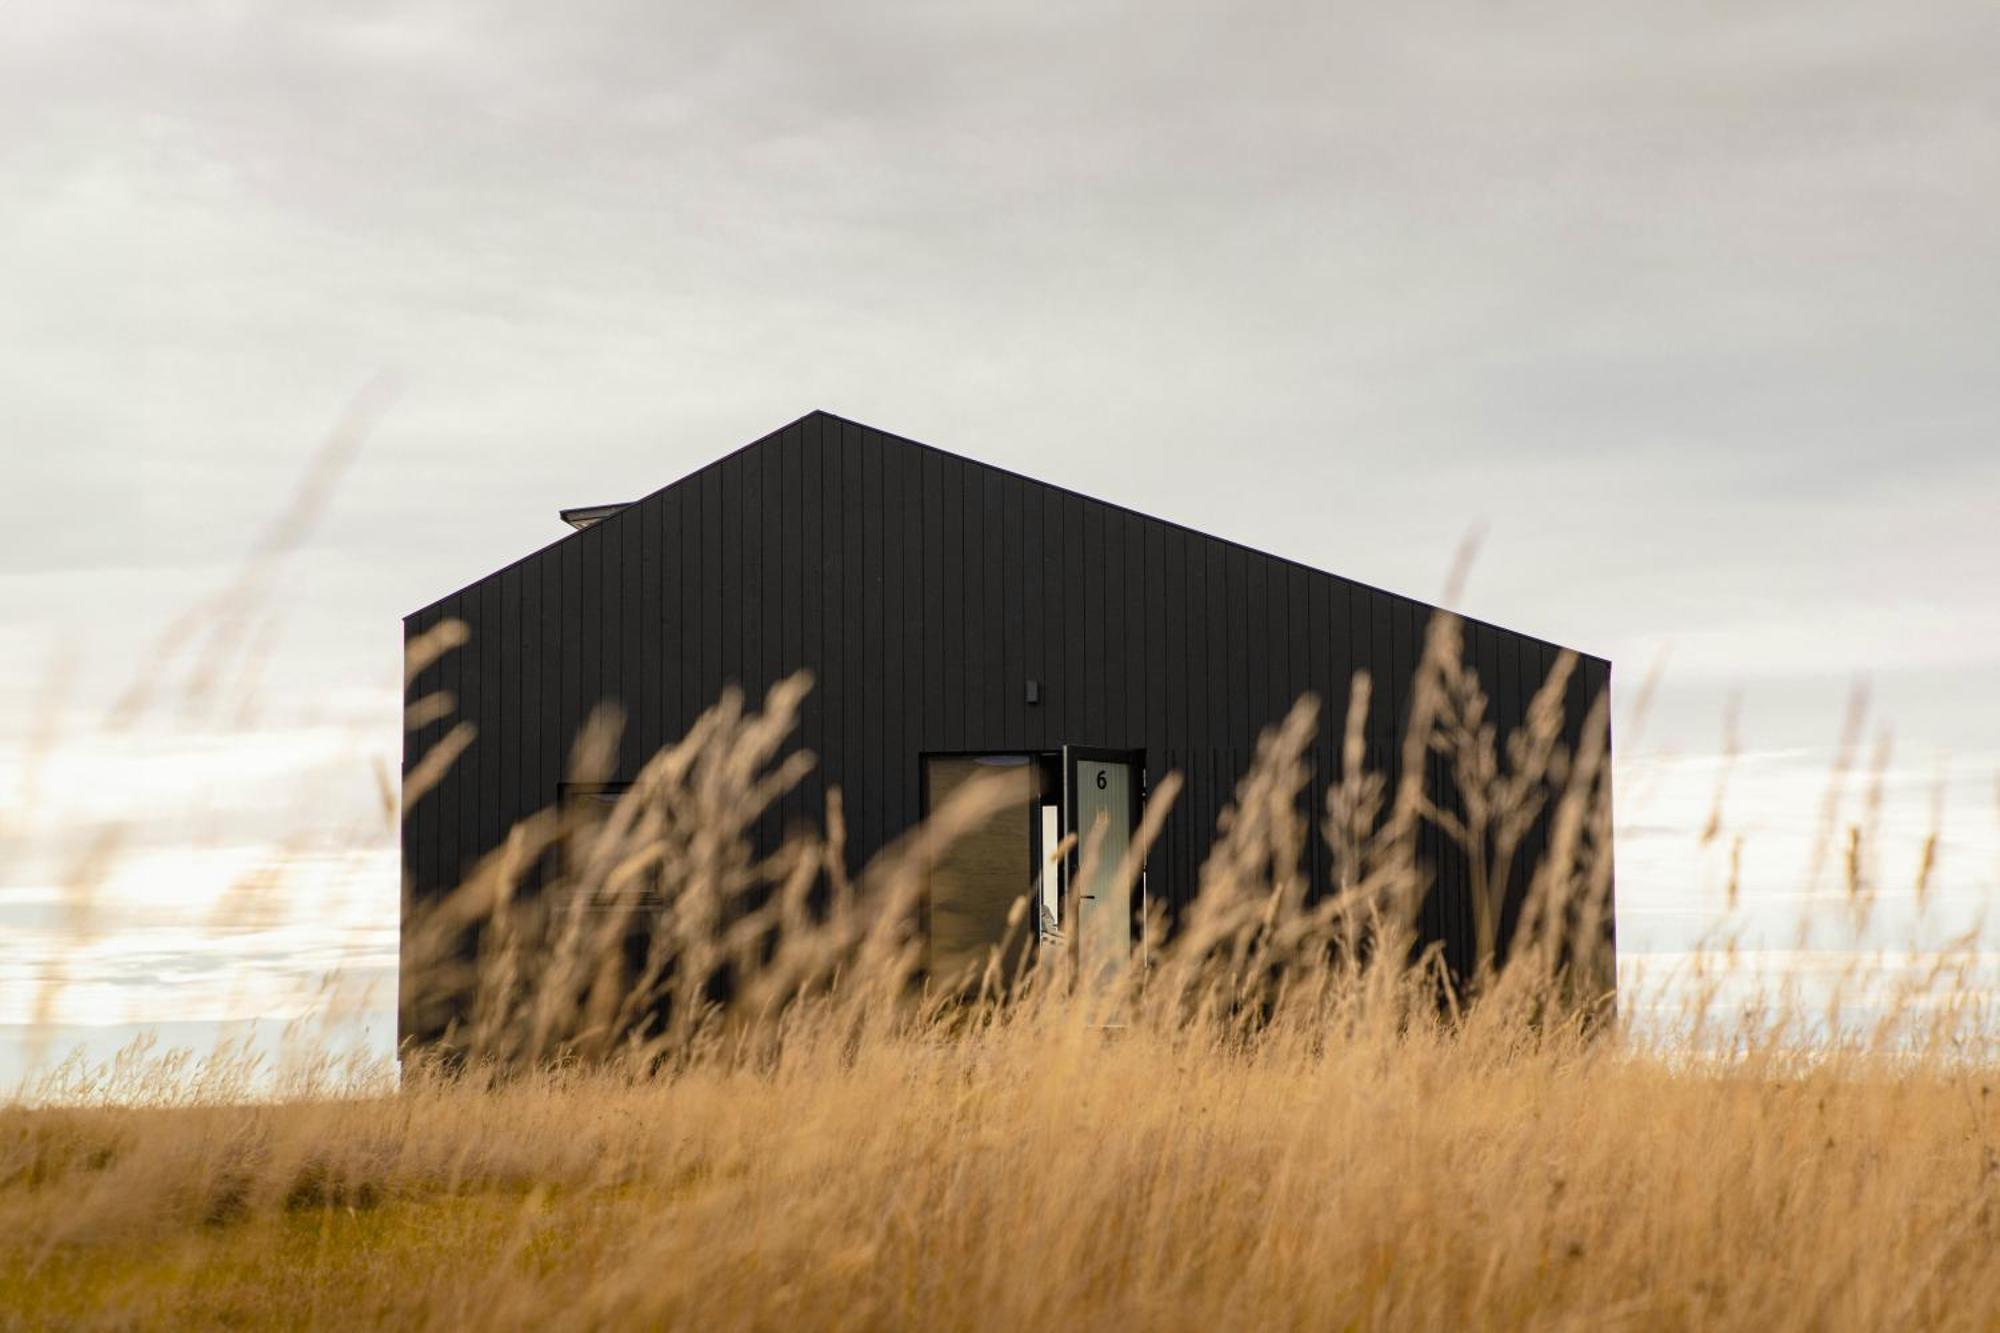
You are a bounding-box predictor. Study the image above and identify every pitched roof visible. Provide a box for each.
[406,409,1607,667]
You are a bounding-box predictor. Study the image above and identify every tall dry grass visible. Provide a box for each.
[5,605,1997,1329]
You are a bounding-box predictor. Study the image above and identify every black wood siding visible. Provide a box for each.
[402,410,1614,1035]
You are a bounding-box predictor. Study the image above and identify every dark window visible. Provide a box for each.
[557,782,664,910]
[922,755,1045,988]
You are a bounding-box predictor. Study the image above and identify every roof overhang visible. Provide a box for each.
[559,503,633,531]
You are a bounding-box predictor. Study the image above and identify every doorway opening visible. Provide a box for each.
[918,748,1145,992]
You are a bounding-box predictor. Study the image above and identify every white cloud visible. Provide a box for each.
[3,0,1997,1075]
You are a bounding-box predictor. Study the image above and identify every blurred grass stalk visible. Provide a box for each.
[6,394,1998,1327]
[2,613,1996,1328]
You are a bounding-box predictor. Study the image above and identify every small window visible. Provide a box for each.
[557,782,663,911]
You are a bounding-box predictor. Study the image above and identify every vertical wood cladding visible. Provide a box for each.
[402,411,1614,1037]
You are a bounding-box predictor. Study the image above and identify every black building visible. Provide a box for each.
[401,410,1612,1042]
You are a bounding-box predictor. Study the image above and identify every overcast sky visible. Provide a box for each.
[4,1,1997,1082]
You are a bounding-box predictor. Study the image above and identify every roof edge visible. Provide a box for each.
[401,408,825,622]
[404,407,1611,670]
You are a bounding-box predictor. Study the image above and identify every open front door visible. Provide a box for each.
[1062,747,1145,987]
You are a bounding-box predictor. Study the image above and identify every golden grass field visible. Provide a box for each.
[5,610,1996,1331]
[7,995,1999,1330]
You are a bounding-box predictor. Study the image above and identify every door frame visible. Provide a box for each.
[1060,746,1147,973]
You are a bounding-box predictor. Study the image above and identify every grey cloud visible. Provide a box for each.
[3,2,1997,1073]
[4,0,1997,746]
